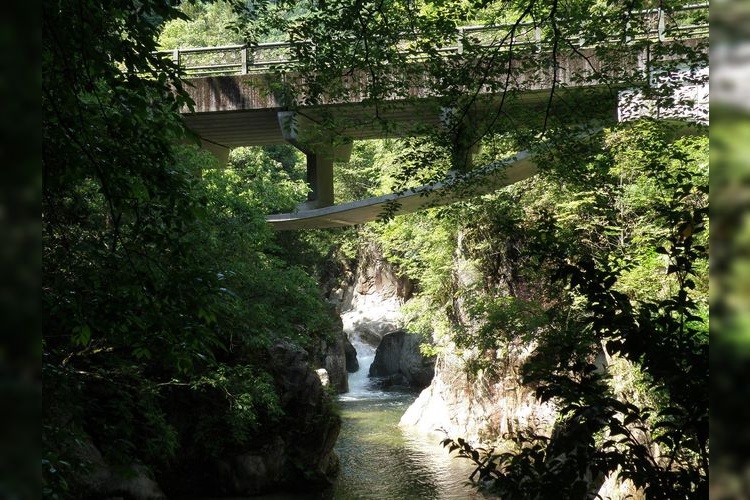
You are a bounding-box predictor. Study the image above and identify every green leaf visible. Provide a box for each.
[71,324,92,347]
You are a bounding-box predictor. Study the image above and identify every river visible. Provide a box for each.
[254,339,486,499]
[329,339,486,499]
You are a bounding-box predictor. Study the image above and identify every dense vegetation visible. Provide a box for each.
[329,121,709,497]
[43,0,708,497]
[404,123,708,497]
[43,1,337,496]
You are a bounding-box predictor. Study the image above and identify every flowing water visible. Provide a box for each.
[253,338,486,499]
[329,338,486,500]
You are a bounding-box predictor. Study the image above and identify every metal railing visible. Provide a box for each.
[156,3,707,77]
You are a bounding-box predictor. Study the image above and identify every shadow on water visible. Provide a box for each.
[330,395,484,499]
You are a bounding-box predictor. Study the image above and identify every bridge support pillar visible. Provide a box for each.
[441,106,482,171]
[199,139,230,167]
[278,111,352,209]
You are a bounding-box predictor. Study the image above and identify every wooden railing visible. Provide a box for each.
[156,3,707,77]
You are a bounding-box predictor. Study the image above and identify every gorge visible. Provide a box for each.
[42,1,709,497]
[323,236,560,499]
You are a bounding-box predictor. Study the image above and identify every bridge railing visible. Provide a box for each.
[155,3,707,77]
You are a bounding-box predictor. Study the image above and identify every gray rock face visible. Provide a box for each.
[64,436,166,500]
[339,243,413,346]
[344,337,359,373]
[215,436,287,496]
[322,330,349,393]
[400,231,557,444]
[157,341,341,498]
[399,341,557,445]
[213,341,341,496]
[267,341,341,480]
[311,310,349,394]
[369,330,435,389]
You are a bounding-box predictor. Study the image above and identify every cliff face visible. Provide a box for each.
[391,227,645,499]
[326,242,413,346]
[49,341,342,499]
[400,342,556,444]
[309,309,351,394]
[164,341,342,497]
[323,236,557,445]
[398,229,556,445]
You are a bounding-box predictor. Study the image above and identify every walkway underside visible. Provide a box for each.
[267,149,537,230]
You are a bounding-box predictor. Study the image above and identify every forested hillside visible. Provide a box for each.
[43,1,345,496]
[368,123,708,497]
[43,0,708,497]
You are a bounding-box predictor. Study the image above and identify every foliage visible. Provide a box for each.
[158,1,243,49]
[171,365,283,459]
[43,0,338,497]
[333,139,402,202]
[220,146,308,213]
[438,121,708,498]
[45,0,204,369]
[710,109,750,497]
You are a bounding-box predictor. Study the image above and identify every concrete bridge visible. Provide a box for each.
[166,5,708,229]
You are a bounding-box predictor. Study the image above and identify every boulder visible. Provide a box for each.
[61,432,166,500]
[344,337,359,373]
[266,341,341,485]
[208,342,341,496]
[157,341,341,498]
[322,331,349,393]
[400,341,557,444]
[310,310,349,394]
[369,330,435,389]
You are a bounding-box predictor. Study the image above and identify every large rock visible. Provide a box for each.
[369,330,435,389]
[399,341,557,444]
[212,436,286,497]
[158,341,341,498]
[207,342,341,496]
[63,434,166,500]
[46,340,341,500]
[321,330,349,393]
[344,336,359,373]
[265,341,341,484]
[310,309,349,393]
[339,243,413,346]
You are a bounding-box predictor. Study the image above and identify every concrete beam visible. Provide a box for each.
[267,127,604,229]
[267,146,540,230]
[278,111,353,209]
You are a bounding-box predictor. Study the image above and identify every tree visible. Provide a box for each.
[43,1,337,497]
[435,122,708,497]
[244,0,706,168]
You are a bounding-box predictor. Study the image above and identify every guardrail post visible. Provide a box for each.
[172,48,180,67]
[625,19,632,44]
[457,27,464,55]
[535,26,541,52]
[241,46,248,74]
[657,8,666,41]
